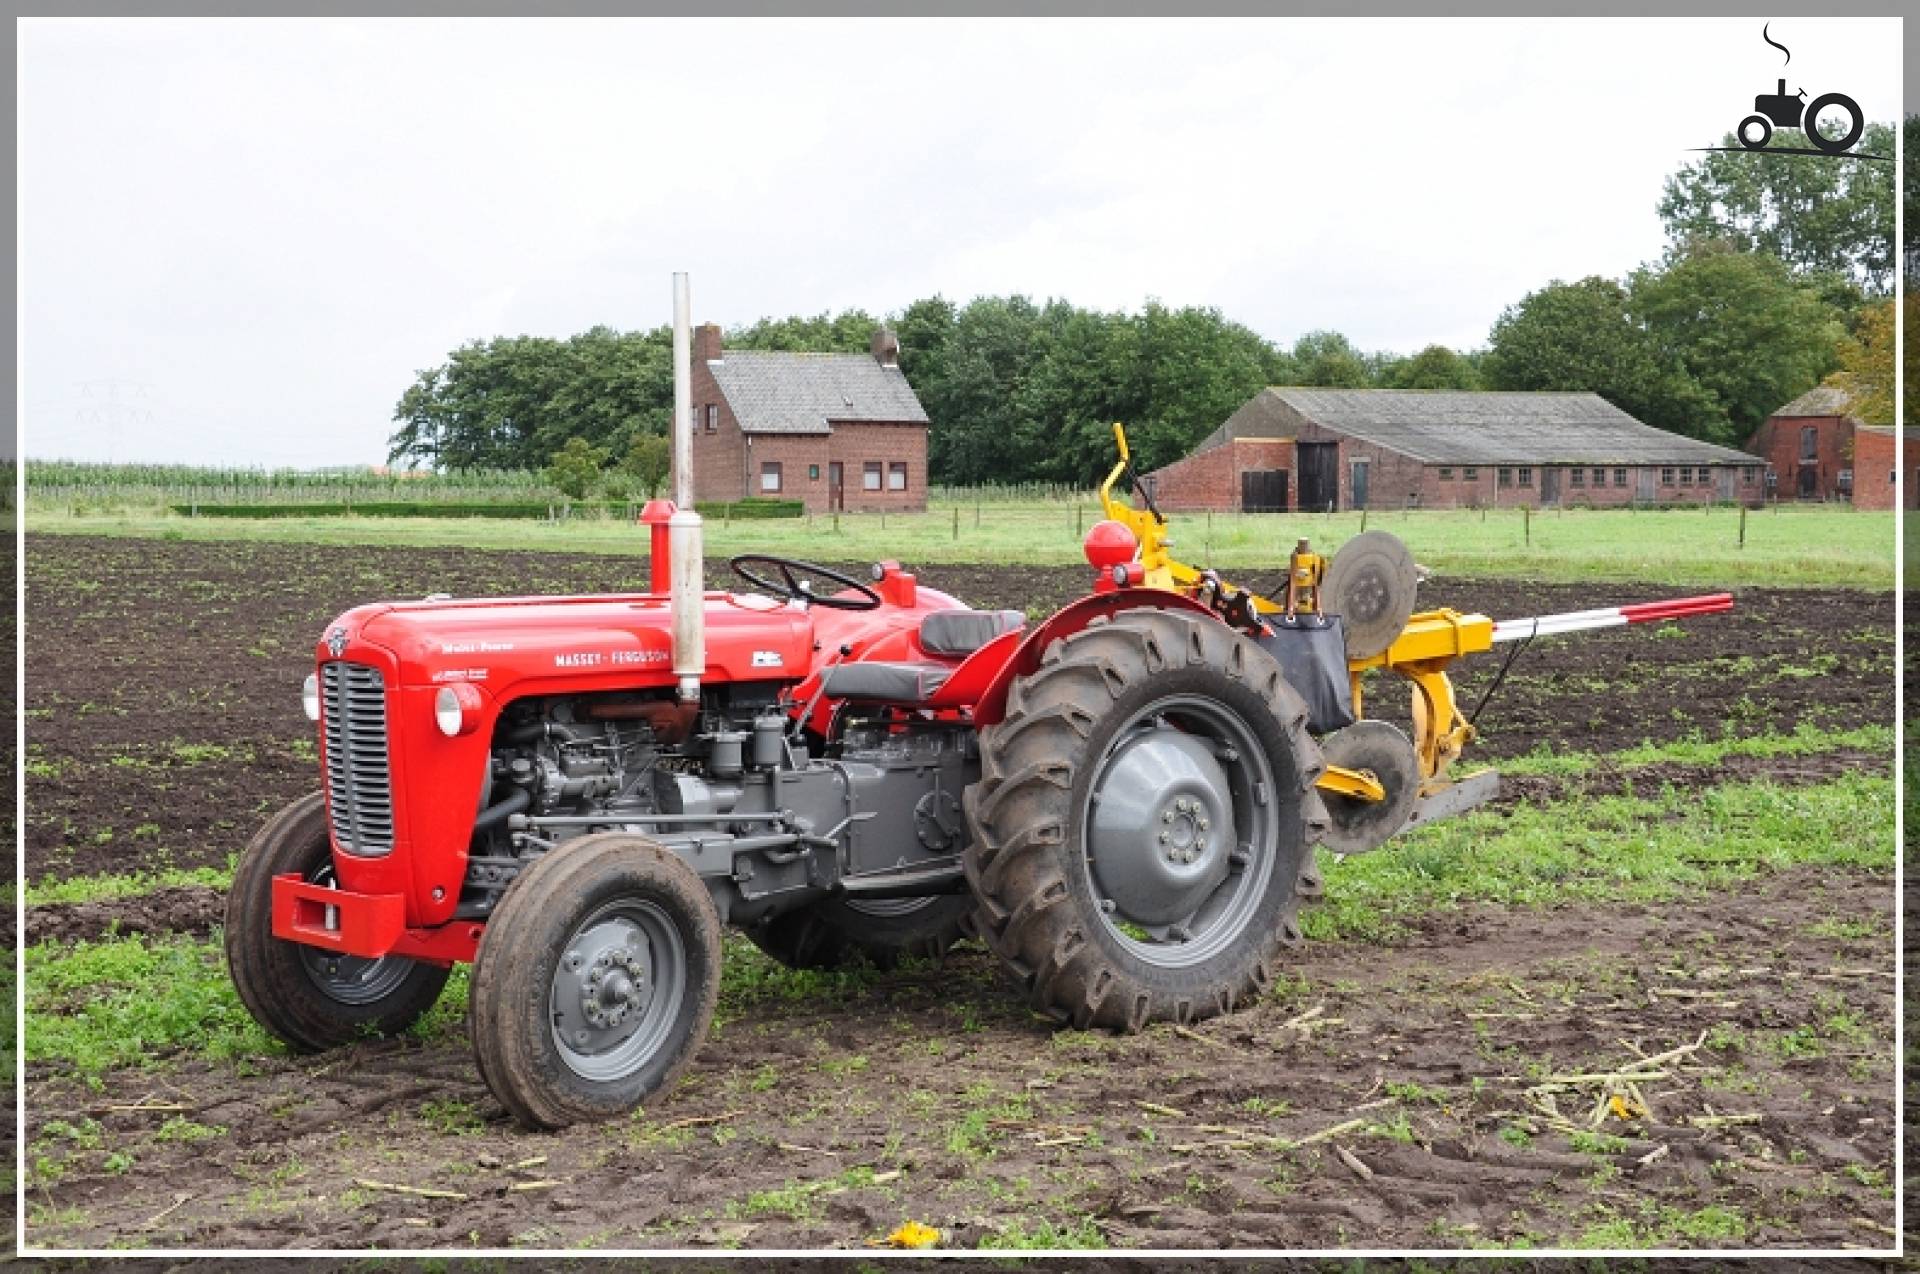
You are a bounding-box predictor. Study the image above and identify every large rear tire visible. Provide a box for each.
[224,792,450,1052]
[963,608,1328,1030]
[744,894,972,970]
[468,833,722,1129]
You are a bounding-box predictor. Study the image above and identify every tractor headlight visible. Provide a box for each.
[433,683,483,737]
[434,686,465,737]
[301,673,320,722]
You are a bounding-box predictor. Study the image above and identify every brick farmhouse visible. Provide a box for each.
[682,324,930,512]
[1142,388,1766,512]
[1744,385,1916,510]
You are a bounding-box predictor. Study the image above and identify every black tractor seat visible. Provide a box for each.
[821,608,1025,705]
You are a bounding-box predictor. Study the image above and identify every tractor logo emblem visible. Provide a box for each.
[327,627,349,658]
[1698,25,1886,163]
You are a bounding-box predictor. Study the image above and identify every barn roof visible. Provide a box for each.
[1770,384,1857,419]
[1212,388,1756,466]
[708,350,929,435]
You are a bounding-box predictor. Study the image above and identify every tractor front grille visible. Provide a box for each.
[320,661,396,856]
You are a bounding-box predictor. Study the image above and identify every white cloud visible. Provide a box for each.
[18,16,1901,465]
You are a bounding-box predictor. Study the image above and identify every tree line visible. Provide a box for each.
[388,120,1906,491]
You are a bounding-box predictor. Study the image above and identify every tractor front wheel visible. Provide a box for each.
[744,893,972,970]
[964,608,1328,1030]
[224,793,451,1052]
[469,833,722,1129]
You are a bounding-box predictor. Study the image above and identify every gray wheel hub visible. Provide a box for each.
[550,904,681,1081]
[1088,727,1234,928]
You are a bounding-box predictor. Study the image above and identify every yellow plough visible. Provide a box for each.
[1096,424,1732,850]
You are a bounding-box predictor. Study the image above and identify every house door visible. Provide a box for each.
[828,462,844,512]
[1637,468,1656,503]
[1240,469,1288,512]
[1297,443,1339,512]
[1716,468,1735,502]
[1797,465,1817,499]
[1349,460,1369,510]
[1540,466,1561,505]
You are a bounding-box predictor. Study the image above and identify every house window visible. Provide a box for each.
[1517,467,1533,487]
[1838,468,1854,495]
[1591,468,1605,487]
[1891,469,1897,485]
[759,461,782,493]
[1680,467,1693,486]
[1463,467,1478,480]
[1799,426,1818,462]
[809,464,820,481]
[888,462,908,491]
[1570,467,1585,488]
[1497,467,1512,488]
[705,405,717,433]
[1438,467,1454,480]
[1614,468,1627,486]
[1743,466,1757,484]
[862,461,882,491]
[1661,467,1675,484]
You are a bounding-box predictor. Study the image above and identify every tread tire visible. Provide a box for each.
[962,608,1328,1031]
[469,833,722,1129]
[744,894,972,970]
[224,792,450,1052]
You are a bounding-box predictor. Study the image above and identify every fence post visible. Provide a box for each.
[1738,503,1747,548]
[975,502,982,528]
[1075,505,1083,538]
[1523,504,1531,546]
[1359,509,1368,534]
[952,507,959,541]
[833,512,840,534]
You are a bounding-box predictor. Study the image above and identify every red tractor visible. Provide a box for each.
[226,415,1729,1129]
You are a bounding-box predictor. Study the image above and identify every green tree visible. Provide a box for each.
[1387,344,1482,390]
[1289,330,1370,387]
[389,326,673,469]
[622,432,673,498]
[543,436,609,500]
[1628,246,1845,444]
[1824,296,1907,426]
[1657,122,1896,293]
[1483,277,1716,437]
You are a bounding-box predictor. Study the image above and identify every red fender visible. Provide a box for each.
[959,588,1219,727]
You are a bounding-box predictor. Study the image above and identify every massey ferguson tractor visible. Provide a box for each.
[225,287,1731,1130]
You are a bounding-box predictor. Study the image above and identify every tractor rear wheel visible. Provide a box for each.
[744,894,972,970]
[224,792,450,1052]
[469,833,722,1129]
[963,608,1328,1030]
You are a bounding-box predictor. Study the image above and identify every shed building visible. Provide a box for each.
[1745,385,1912,509]
[1142,388,1765,512]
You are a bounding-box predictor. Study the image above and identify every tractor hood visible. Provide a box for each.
[319,591,814,689]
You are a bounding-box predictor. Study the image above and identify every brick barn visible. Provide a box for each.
[1141,388,1765,512]
[1745,385,1914,509]
[683,324,930,512]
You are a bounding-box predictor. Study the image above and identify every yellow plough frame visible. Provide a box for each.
[1098,424,1495,815]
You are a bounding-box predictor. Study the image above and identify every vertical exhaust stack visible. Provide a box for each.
[669,272,706,705]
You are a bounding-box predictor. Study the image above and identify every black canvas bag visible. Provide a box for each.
[1256,614,1356,735]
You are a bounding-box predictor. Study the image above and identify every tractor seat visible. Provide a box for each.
[820,608,1026,704]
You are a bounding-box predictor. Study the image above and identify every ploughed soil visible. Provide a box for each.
[23,867,1899,1252]
[18,534,1900,1253]
[21,535,1893,881]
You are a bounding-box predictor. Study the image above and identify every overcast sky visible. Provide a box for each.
[17,16,1902,468]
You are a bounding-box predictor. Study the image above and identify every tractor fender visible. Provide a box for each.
[967,588,1218,727]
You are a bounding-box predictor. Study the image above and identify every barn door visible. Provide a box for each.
[1797,465,1817,499]
[1297,443,1339,512]
[1540,467,1561,505]
[1240,469,1288,512]
[1637,468,1655,503]
[828,462,845,511]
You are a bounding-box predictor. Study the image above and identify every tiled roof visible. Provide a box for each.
[708,350,929,435]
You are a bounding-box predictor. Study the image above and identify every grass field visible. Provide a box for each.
[26,500,1894,589]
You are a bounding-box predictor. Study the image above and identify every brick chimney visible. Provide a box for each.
[693,322,723,362]
[870,327,900,367]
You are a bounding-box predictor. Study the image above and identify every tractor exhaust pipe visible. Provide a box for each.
[669,271,705,704]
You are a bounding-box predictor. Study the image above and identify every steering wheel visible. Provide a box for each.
[728,554,883,611]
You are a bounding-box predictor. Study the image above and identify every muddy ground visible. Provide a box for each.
[22,868,1899,1251]
[22,535,1893,882]
[17,534,1901,1253]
